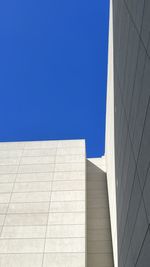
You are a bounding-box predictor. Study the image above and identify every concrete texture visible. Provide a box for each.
[0,140,86,267]
[0,140,114,267]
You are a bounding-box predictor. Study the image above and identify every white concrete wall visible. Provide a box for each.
[105,1,118,267]
[0,140,86,267]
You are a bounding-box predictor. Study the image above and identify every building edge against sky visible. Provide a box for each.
[1,0,150,266]
[105,0,118,266]
[106,0,150,266]
[104,0,117,265]
[0,1,120,266]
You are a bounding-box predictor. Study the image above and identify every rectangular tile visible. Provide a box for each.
[0,174,16,183]
[0,204,8,214]
[16,173,53,182]
[8,202,49,214]
[0,239,44,253]
[11,192,51,203]
[0,254,43,267]
[0,158,20,166]
[5,213,48,226]
[0,166,18,174]
[50,201,85,212]
[0,194,11,204]
[47,225,85,238]
[22,148,56,157]
[43,253,85,267]
[53,172,85,181]
[24,141,58,149]
[0,215,5,226]
[0,183,13,193]
[58,140,85,148]
[57,147,84,155]
[51,191,85,201]
[55,163,85,172]
[45,238,85,253]
[52,180,85,191]
[55,155,84,163]
[0,150,22,158]
[13,181,52,192]
[48,212,85,225]
[18,164,55,173]
[0,142,24,150]
[20,156,55,165]
[1,225,46,238]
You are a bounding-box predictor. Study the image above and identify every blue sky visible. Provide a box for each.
[0,0,109,157]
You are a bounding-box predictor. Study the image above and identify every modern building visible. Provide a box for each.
[106,0,150,267]
[0,0,150,267]
[0,140,113,267]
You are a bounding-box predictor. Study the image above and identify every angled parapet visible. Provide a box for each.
[105,0,118,267]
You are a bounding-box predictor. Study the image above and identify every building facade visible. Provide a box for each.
[0,140,114,267]
[106,0,150,266]
[0,140,86,266]
[0,1,149,266]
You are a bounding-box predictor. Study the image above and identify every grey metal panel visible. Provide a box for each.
[136,230,150,267]
[131,199,148,264]
[113,0,150,266]
[141,0,150,51]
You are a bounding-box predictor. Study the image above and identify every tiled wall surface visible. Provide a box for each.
[0,140,86,267]
[87,158,114,267]
[113,0,150,266]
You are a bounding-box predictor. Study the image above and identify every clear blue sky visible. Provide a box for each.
[0,0,109,157]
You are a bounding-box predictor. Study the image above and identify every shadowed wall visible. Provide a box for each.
[86,158,114,267]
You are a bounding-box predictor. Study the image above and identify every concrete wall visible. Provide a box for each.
[113,0,150,266]
[0,140,86,267]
